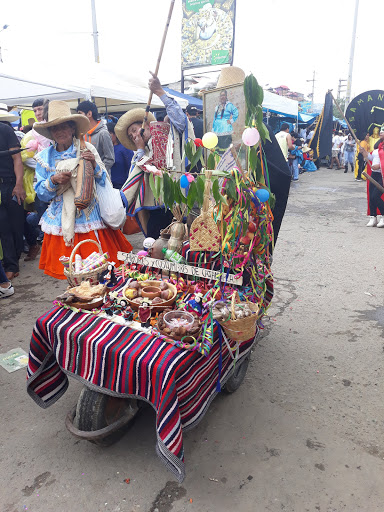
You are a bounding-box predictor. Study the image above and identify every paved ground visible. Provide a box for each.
[1,167,384,512]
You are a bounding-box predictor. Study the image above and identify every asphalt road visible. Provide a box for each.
[1,167,384,512]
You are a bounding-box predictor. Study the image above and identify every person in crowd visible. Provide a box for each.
[0,259,14,298]
[299,127,307,141]
[275,123,294,162]
[302,146,317,172]
[76,101,115,173]
[288,132,303,181]
[369,126,380,152]
[360,126,384,227]
[21,98,51,260]
[306,127,315,143]
[33,101,132,280]
[355,133,370,182]
[116,73,190,238]
[186,105,203,139]
[107,122,134,189]
[343,134,356,173]
[328,131,343,169]
[212,89,239,153]
[0,105,26,280]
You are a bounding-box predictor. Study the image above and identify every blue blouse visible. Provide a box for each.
[35,143,107,235]
[212,102,239,136]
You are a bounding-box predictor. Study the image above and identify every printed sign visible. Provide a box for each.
[0,348,29,373]
[117,252,243,286]
[181,0,236,70]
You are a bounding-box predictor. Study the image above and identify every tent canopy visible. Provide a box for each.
[163,87,203,109]
[262,90,298,117]
[0,63,189,113]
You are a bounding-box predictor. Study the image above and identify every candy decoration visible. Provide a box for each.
[255,188,270,203]
[202,132,218,149]
[242,127,260,147]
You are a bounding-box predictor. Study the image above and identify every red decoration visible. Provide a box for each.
[194,138,203,147]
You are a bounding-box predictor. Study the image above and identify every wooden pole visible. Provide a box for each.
[329,89,384,193]
[141,0,176,135]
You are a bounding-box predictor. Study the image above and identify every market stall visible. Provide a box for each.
[26,74,276,481]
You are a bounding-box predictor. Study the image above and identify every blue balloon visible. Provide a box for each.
[180,175,189,188]
[255,188,270,203]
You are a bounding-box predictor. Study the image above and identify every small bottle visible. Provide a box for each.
[161,247,187,264]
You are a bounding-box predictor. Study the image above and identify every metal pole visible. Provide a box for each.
[91,0,100,63]
[345,0,359,112]
[311,71,315,113]
[181,68,185,94]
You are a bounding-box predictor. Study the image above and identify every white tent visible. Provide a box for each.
[0,63,188,112]
[262,90,298,117]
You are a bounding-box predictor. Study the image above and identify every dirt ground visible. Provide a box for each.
[1,167,384,512]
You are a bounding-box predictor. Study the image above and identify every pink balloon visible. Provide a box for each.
[186,173,195,183]
[242,127,260,147]
[137,250,148,257]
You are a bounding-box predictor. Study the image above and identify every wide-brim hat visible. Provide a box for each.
[216,66,245,90]
[0,103,20,122]
[302,145,311,153]
[115,108,156,151]
[33,100,90,140]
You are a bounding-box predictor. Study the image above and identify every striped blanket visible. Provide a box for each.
[27,281,273,481]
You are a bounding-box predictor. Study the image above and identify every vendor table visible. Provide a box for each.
[27,278,273,481]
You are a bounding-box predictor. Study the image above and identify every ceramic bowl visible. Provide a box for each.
[141,286,161,300]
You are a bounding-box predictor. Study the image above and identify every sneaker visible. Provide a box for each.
[377,216,384,228]
[0,283,14,298]
[355,178,362,182]
[367,216,377,227]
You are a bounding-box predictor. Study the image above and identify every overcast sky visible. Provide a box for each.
[1,0,383,104]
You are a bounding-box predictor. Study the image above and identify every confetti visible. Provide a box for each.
[125,478,131,484]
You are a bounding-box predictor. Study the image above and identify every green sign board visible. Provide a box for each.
[186,0,214,12]
[211,50,230,66]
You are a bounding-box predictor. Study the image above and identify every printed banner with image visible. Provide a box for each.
[181,0,236,70]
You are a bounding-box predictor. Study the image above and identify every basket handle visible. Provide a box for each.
[230,290,240,321]
[68,239,103,277]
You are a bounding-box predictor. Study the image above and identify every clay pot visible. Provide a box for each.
[141,286,161,300]
[151,233,170,260]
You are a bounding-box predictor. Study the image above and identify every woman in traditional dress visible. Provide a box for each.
[212,89,239,153]
[34,101,132,279]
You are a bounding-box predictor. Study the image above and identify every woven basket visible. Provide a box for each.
[219,291,259,342]
[64,239,109,287]
[189,170,221,252]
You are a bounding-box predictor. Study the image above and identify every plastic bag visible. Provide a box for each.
[96,179,126,230]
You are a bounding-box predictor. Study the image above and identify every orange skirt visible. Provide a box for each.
[39,228,133,280]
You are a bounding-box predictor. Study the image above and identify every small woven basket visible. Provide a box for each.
[219,291,259,342]
[64,239,109,287]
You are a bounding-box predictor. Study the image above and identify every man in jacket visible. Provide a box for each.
[76,101,115,173]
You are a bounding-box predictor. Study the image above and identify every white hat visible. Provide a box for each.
[0,103,20,122]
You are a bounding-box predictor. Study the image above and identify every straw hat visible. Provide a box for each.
[115,108,156,151]
[216,66,245,89]
[302,144,311,153]
[0,103,20,122]
[33,100,90,140]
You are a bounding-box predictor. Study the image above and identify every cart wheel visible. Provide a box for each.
[223,356,250,394]
[74,387,138,447]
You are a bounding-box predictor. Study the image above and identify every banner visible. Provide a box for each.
[309,92,333,160]
[181,0,236,70]
[345,90,384,140]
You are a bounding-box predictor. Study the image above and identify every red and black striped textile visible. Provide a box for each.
[27,280,273,481]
